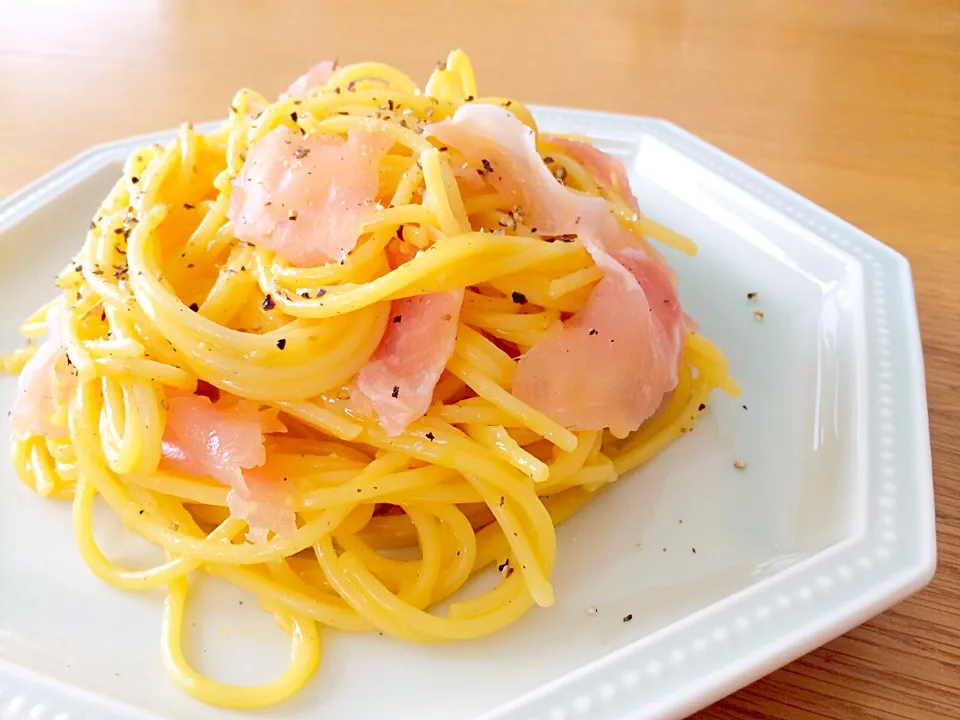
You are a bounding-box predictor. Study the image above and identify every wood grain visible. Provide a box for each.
[1,1,958,717]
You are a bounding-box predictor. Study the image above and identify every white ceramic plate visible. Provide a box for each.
[0,107,935,720]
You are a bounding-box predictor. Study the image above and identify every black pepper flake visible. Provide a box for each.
[230,104,238,114]
[290,111,298,122]
[742,404,748,410]
[497,559,510,572]
[346,80,357,92]
[589,328,598,336]
[189,303,199,312]
[301,291,310,299]
[388,99,394,111]
[481,158,493,173]
[747,292,758,300]
[139,509,145,515]
[294,146,310,159]
[543,233,577,243]
[698,403,706,411]
[622,614,633,623]
[543,156,555,164]
[499,496,505,507]
[131,176,140,184]
[88,221,96,230]
[262,294,275,311]
[113,228,124,235]
[692,548,697,554]
[505,100,513,107]
[316,288,327,298]
[511,291,528,305]
[393,315,402,323]
[391,385,399,398]
[276,338,287,350]
[425,432,435,441]
[465,95,475,102]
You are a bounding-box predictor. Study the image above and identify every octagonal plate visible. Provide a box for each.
[0,106,935,720]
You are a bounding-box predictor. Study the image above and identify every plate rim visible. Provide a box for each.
[0,106,936,720]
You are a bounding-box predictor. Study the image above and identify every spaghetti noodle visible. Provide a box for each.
[4,50,737,708]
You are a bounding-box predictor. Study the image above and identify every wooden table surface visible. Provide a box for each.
[2,1,958,717]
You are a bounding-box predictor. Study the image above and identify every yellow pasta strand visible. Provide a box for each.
[161,576,321,708]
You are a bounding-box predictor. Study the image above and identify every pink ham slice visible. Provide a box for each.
[543,135,640,213]
[511,249,679,436]
[616,245,685,355]
[10,302,70,438]
[228,125,393,267]
[426,105,661,255]
[426,104,685,433]
[160,393,293,541]
[356,290,464,436]
[425,105,579,236]
[160,394,279,487]
[450,162,490,197]
[228,464,297,544]
[284,60,336,98]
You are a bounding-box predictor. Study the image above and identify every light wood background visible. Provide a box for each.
[1,1,958,717]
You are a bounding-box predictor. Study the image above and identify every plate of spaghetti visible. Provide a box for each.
[0,50,933,720]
